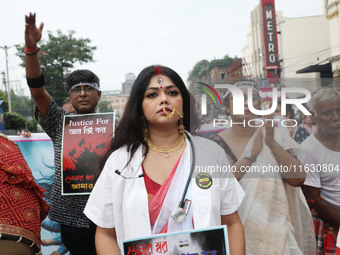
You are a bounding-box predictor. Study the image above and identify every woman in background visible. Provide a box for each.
[211,79,316,255]
[294,115,317,144]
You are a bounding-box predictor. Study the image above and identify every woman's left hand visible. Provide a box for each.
[263,116,306,186]
[264,116,276,147]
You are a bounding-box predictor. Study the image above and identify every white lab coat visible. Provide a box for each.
[84,134,244,250]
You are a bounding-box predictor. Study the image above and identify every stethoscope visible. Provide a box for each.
[115,131,196,223]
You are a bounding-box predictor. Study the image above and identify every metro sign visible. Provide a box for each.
[262,0,279,79]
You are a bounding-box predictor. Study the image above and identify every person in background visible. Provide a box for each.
[84,65,245,255]
[301,87,340,254]
[294,114,317,144]
[0,133,49,255]
[211,79,315,254]
[17,128,31,138]
[41,223,68,255]
[24,13,101,254]
[274,98,297,138]
[62,98,75,114]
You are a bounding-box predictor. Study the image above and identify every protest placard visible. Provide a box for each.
[61,112,114,195]
[122,226,229,255]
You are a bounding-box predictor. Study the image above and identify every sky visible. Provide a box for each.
[1,0,323,97]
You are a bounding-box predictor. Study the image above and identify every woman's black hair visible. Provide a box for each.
[102,65,200,166]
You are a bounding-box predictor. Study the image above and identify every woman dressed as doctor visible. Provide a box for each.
[84,65,245,254]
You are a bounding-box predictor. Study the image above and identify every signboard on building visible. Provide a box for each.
[262,0,280,81]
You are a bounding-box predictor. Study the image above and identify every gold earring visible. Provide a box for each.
[143,120,149,142]
[178,117,185,134]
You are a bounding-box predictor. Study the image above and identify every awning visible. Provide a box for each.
[296,63,332,74]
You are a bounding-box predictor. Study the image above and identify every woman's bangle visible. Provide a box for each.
[306,197,323,204]
[24,47,40,55]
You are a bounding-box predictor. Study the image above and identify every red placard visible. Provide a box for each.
[61,112,114,195]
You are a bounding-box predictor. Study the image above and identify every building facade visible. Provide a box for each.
[122,73,135,96]
[324,0,340,80]
[100,90,129,118]
[242,0,332,92]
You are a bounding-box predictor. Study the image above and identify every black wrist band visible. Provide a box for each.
[26,73,45,88]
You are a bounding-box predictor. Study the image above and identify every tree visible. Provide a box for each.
[0,90,8,112]
[188,59,210,80]
[16,30,96,106]
[97,101,113,113]
[208,55,235,69]
[27,118,38,132]
[4,112,27,131]
[188,55,238,81]
[10,91,32,117]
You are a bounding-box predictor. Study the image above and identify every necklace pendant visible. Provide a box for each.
[165,153,169,158]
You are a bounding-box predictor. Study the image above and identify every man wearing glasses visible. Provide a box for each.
[24,13,100,255]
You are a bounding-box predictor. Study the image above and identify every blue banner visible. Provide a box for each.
[9,133,69,255]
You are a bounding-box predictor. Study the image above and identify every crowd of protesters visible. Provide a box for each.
[0,12,339,255]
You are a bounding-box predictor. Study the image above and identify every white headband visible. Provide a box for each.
[69,82,100,92]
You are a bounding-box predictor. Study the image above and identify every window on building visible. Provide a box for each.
[221,73,226,80]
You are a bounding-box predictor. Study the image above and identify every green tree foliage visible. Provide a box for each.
[4,112,27,130]
[27,118,38,132]
[10,91,32,117]
[188,55,238,80]
[209,55,235,68]
[0,90,8,112]
[16,30,96,106]
[189,59,210,79]
[1,90,33,117]
[97,101,113,113]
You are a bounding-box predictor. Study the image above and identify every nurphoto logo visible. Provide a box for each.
[199,84,312,128]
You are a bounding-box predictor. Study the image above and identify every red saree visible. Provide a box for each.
[143,155,182,233]
[0,135,49,249]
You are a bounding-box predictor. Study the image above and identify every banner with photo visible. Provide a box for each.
[122,226,229,255]
[9,133,69,255]
[61,112,115,195]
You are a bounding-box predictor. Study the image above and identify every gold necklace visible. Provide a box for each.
[146,133,186,158]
